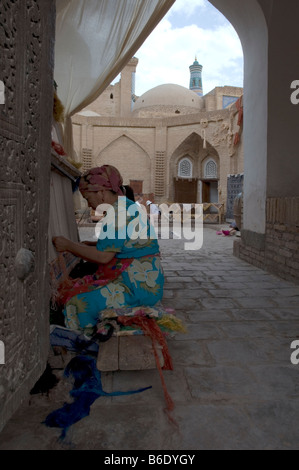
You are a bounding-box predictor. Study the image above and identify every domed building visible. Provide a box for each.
[72,57,244,221]
[132,83,204,117]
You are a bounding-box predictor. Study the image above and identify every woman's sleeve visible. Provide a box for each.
[96,227,126,253]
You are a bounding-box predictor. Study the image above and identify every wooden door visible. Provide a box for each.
[174,178,197,203]
[202,181,210,203]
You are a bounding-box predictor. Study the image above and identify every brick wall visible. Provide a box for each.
[234,197,299,284]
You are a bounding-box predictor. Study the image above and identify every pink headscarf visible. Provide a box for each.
[79,165,124,196]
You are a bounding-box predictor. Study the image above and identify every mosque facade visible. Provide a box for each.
[72,57,244,220]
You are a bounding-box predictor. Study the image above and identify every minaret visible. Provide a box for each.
[189,57,203,96]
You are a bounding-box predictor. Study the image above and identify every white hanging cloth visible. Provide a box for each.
[54,0,175,157]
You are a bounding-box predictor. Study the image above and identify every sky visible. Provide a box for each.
[115,0,244,97]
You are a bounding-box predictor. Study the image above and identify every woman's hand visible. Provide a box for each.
[52,236,71,253]
[52,237,115,264]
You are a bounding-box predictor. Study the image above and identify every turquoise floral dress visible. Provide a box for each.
[64,197,164,331]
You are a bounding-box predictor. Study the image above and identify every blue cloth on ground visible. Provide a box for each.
[44,355,151,439]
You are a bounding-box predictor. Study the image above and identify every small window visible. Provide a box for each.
[110,93,113,99]
[204,159,217,178]
[178,158,193,178]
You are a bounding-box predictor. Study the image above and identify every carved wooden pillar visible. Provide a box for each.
[0,0,55,431]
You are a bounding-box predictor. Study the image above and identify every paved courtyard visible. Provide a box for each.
[1,225,299,450]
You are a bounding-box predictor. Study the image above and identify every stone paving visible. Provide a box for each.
[1,225,299,450]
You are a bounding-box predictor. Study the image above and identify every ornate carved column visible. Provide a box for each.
[0,0,55,431]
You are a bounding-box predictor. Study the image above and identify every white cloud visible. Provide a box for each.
[111,1,243,97]
[133,17,243,97]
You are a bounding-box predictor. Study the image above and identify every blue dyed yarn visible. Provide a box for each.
[44,355,151,438]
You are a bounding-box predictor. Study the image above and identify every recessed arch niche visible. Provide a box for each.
[96,135,151,193]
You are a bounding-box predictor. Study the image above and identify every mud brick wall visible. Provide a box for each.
[234,197,299,284]
[265,198,299,282]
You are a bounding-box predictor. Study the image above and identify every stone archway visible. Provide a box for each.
[210,0,299,283]
[210,0,268,235]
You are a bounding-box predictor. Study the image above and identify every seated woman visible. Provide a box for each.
[52,164,164,333]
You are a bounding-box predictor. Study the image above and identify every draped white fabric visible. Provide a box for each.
[54,0,175,156]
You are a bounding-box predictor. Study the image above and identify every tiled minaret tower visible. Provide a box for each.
[189,57,203,96]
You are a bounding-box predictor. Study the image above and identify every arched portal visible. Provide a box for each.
[169,132,220,204]
[210,0,268,234]
[210,0,299,283]
[169,132,201,203]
